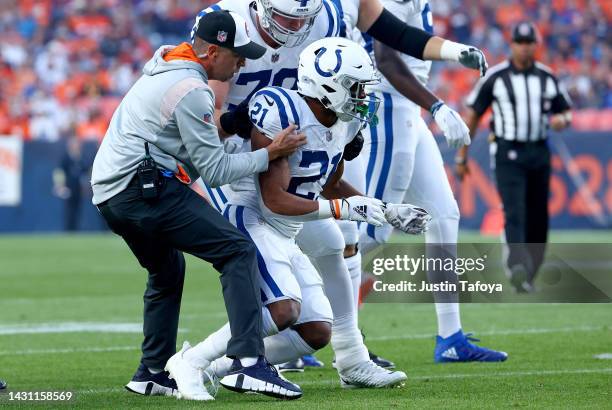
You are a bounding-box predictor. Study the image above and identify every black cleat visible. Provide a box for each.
[125,362,177,396]
[220,357,302,400]
[0,379,6,390]
[368,351,396,369]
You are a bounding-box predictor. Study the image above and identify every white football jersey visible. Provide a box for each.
[367,0,433,91]
[231,86,361,238]
[191,0,342,111]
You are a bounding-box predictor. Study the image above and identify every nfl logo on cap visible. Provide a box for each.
[518,23,531,36]
[195,10,266,60]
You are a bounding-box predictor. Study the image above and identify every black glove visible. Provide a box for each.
[343,131,364,161]
[219,98,253,139]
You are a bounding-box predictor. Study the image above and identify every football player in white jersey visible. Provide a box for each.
[334,0,507,363]
[188,0,495,374]
[166,38,430,398]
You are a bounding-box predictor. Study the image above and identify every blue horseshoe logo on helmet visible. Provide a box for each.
[314,47,343,78]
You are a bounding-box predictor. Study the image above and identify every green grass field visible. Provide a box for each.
[1,232,611,408]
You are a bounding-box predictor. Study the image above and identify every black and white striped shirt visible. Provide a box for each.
[466,60,571,142]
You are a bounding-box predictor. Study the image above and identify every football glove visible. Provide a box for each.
[330,196,386,226]
[432,103,471,149]
[343,131,364,161]
[383,203,431,235]
[458,47,488,77]
[219,98,253,139]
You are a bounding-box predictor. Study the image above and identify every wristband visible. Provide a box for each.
[430,101,444,117]
[439,40,465,62]
[318,199,334,219]
[455,156,467,165]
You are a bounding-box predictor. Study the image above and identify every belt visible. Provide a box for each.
[494,137,547,145]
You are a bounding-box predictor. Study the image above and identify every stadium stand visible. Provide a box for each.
[0,0,609,142]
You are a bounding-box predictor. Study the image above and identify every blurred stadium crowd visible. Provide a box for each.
[0,0,610,142]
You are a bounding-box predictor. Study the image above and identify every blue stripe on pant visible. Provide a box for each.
[367,93,394,240]
[204,185,230,214]
[224,205,284,302]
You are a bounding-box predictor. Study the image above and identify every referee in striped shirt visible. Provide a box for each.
[456,22,572,292]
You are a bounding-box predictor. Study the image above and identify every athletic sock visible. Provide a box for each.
[331,313,370,371]
[263,329,315,364]
[185,307,279,368]
[184,323,231,368]
[238,357,258,367]
[435,302,462,338]
[344,251,362,310]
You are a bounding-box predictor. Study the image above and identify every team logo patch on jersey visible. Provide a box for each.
[271,53,280,63]
[325,130,333,141]
[217,30,228,42]
[203,113,213,124]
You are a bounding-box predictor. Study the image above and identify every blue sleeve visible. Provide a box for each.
[249,88,301,139]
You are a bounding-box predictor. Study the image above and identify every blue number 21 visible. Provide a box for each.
[287,151,342,200]
[249,102,269,127]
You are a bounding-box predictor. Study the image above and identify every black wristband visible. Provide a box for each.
[366,8,433,61]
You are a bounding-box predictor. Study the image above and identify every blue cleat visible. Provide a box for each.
[434,330,508,363]
[125,362,178,396]
[302,355,324,368]
[0,379,6,390]
[220,357,302,400]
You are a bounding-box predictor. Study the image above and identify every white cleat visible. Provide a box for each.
[165,341,213,401]
[338,360,407,389]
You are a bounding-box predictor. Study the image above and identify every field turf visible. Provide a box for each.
[0,232,611,408]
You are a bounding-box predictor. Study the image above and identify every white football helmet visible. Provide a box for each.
[298,37,381,123]
[255,0,323,48]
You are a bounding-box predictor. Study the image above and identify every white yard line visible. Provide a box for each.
[366,325,607,341]
[0,322,143,335]
[0,324,605,356]
[0,322,188,336]
[0,346,138,356]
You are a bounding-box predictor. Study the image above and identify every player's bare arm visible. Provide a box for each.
[252,128,321,216]
[374,40,470,149]
[456,108,481,180]
[252,127,384,226]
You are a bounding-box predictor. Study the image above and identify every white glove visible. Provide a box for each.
[433,103,471,149]
[328,196,386,226]
[383,203,431,235]
[440,40,488,77]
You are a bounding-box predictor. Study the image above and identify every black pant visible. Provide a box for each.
[97,175,264,369]
[494,139,550,283]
